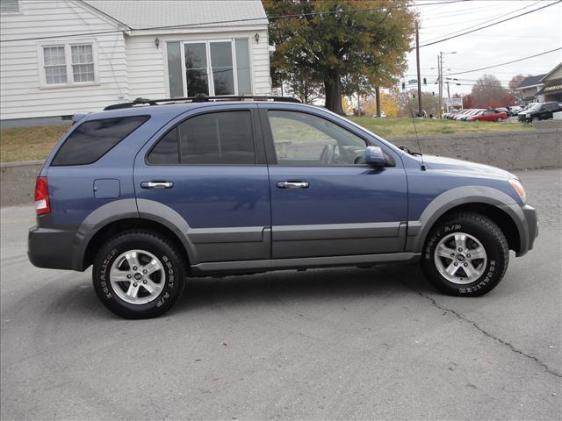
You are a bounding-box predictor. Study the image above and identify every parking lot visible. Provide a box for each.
[1,169,560,420]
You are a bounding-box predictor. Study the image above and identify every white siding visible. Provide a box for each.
[0,1,272,121]
[0,0,127,120]
[126,28,271,99]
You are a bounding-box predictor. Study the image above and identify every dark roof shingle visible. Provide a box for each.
[517,74,546,89]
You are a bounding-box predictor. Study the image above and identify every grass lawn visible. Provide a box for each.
[0,118,531,162]
[1,125,69,162]
[349,117,531,138]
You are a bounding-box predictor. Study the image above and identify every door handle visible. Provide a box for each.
[276,180,309,189]
[141,181,174,189]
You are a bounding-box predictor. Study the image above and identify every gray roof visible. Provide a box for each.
[541,63,562,82]
[517,74,546,89]
[84,0,268,30]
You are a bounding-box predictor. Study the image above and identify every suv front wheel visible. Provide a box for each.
[422,212,509,296]
[93,230,186,318]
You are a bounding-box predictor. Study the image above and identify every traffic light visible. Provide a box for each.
[423,78,427,85]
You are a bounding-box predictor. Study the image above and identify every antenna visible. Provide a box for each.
[408,98,426,171]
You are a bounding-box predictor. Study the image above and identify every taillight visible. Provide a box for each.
[34,176,51,215]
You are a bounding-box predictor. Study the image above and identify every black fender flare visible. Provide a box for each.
[406,186,528,254]
[72,198,199,270]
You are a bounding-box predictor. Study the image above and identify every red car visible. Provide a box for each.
[468,109,508,122]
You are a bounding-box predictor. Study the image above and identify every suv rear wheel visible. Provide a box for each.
[422,212,509,296]
[93,230,185,318]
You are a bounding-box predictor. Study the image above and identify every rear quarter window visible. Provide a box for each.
[51,115,149,166]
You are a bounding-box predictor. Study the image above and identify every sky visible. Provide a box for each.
[405,0,562,96]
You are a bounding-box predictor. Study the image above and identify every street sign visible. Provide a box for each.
[446,97,463,107]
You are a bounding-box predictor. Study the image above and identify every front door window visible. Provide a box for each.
[184,43,209,96]
[268,111,367,165]
[210,42,234,95]
[184,41,236,96]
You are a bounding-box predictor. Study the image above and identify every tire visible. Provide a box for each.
[421,212,509,296]
[92,230,186,319]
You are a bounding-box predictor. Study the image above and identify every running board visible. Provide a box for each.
[191,252,420,274]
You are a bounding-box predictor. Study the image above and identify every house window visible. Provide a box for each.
[43,46,67,84]
[41,42,96,86]
[166,38,252,97]
[71,44,95,82]
[0,0,19,14]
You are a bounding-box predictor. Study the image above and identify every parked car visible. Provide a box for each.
[508,106,522,116]
[518,102,561,123]
[468,109,508,122]
[28,96,538,318]
[451,109,469,120]
[457,109,482,121]
[443,110,458,119]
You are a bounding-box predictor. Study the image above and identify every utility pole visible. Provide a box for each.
[415,20,422,116]
[375,86,381,117]
[446,81,451,113]
[438,51,456,118]
[437,54,442,119]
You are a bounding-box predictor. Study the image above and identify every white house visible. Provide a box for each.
[0,0,272,125]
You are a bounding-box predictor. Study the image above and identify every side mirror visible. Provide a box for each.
[364,146,386,168]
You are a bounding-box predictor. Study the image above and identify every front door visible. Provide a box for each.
[183,41,236,96]
[261,107,408,259]
[134,105,271,263]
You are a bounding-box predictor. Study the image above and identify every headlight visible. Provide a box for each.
[509,179,527,203]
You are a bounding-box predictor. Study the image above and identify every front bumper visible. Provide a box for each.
[517,204,538,256]
[28,226,76,270]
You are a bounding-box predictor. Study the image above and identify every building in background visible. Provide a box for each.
[537,63,562,103]
[515,74,545,104]
[0,0,271,126]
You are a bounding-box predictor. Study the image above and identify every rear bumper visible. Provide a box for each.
[28,226,76,270]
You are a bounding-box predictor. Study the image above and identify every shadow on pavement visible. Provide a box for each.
[176,263,433,314]
[38,263,433,319]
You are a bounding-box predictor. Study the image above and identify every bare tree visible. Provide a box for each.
[471,74,512,108]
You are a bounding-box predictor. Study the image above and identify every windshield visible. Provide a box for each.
[527,103,542,112]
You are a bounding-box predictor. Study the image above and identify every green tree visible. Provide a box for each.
[398,90,440,117]
[265,0,416,114]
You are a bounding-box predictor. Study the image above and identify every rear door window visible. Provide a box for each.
[52,116,149,166]
[148,111,255,165]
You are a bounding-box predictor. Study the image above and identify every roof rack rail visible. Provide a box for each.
[104,95,301,110]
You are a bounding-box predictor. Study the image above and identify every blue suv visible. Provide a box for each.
[28,96,538,318]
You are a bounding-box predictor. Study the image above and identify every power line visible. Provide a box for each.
[420,1,540,35]
[447,47,562,75]
[419,0,561,47]
[418,3,493,20]
[0,29,124,43]
[1,0,466,43]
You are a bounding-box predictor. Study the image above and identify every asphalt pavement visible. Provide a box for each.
[1,169,560,420]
